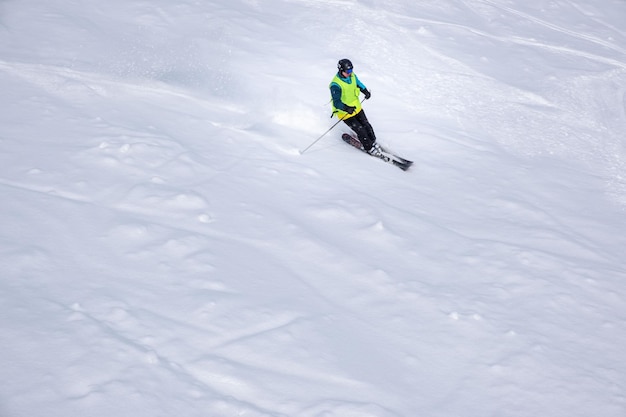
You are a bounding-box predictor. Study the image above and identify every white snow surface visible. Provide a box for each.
[1,0,626,416]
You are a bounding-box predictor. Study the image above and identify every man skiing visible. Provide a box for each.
[330,58,382,156]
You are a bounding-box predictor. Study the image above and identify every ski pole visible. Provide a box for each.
[299,115,346,154]
[300,97,366,155]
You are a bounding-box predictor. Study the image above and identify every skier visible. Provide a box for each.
[330,58,382,156]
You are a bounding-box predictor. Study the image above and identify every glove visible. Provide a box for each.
[345,105,356,114]
[363,89,371,100]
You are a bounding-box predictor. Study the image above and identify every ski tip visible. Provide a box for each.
[393,160,412,171]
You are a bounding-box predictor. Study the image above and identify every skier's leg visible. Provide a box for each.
[359,111,377,145]
[344,112,374,151]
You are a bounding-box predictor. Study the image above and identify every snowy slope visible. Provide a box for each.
[1,1,626,416]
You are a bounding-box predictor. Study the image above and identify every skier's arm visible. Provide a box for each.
[355,75,366,91]
[330,83,351,111]
[355,75,371,99]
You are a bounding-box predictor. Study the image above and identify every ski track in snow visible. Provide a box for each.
[2,1,626,417]
[390,2,626,68]
[368,1,626,203]
[479,0,626,57]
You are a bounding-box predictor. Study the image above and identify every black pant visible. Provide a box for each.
[343,110,377,151]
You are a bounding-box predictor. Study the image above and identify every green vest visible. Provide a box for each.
[330,74,362,120]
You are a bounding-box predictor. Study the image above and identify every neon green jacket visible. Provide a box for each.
[329,72,366,119]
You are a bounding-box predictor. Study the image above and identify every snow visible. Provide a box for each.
[1,0,626,416]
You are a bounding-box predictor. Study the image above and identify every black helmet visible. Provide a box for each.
[337,58,353,72]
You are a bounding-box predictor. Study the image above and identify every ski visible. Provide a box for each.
[342,133,413,171]
[379,145,413,166]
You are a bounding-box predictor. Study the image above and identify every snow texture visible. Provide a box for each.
[1,1,625,416]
